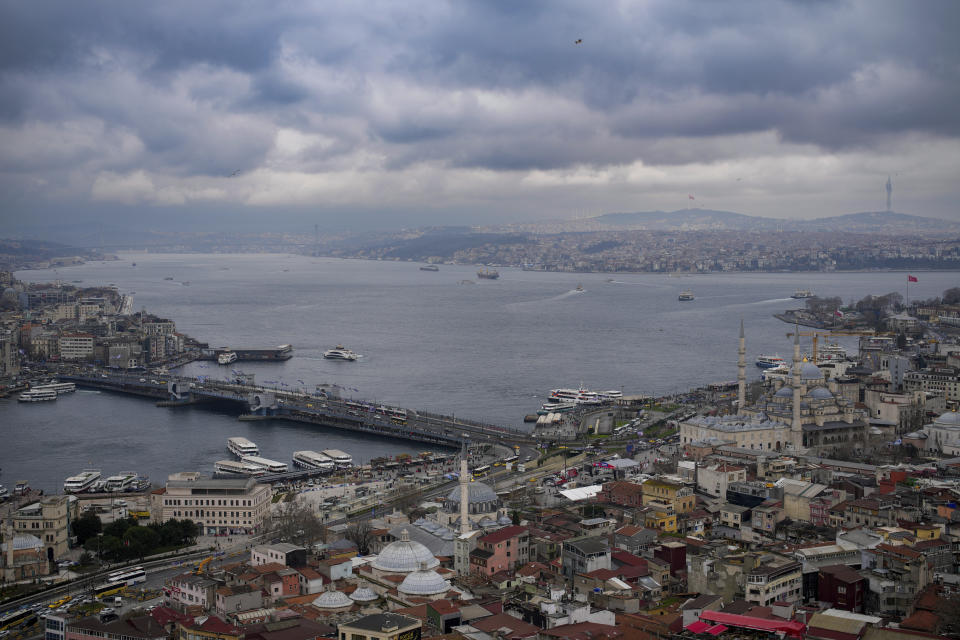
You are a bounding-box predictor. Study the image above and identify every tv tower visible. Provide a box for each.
[885,176,892,212]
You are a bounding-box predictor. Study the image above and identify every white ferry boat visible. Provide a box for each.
[292,451,335,471]
[18,388,58,402]
[323,345,358,361]
[240,455,288,473]
[761,364,791,382]
[218,351,238,365]
[215,460,266,477]
[227,437,259,458]
[31,382,76,394]
[756,354,786,369]
[547,386,604,405]
[816,343,848,363]
[0,485,9,500]
[321,449,353,467]
[104,472,139,492]
[678,290,695,301]
[64,470,102,493]
[791,289,815,299]
[538,401,576,414]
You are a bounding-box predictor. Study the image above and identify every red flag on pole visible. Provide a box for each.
[908,275,918,283]
[688,194,695,200]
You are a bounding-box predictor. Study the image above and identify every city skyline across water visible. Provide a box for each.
[6,254,957,492]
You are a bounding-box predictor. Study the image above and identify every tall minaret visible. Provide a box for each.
[791,327,802,436]
[737,319,746,410]
[459,441,470,535]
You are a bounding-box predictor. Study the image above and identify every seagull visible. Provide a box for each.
[574,39,583,44]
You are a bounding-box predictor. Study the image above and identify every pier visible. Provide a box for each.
[59,371,536,449]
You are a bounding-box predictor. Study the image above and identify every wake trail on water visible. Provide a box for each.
[506,289,585,309]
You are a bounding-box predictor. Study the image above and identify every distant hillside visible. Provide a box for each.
[584,209,960,235]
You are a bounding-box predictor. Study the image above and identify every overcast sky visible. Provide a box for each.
[2,0,959,233]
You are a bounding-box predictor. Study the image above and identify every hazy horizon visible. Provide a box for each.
[2,1,959,234]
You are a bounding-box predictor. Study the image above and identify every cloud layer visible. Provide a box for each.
[1,0,958,229]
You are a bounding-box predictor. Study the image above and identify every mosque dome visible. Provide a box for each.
[806,387,834,400]
[398,566,451,596]
[934,411,960,427]
[446,482,499,514]
[774,387,794,399]
[313,589,352,609]
[497,515,514,526]
[801,362,824,381]
[447,482,498,505]
[349,584,379,603]
[478,517,497,528]
[372,529,439,572]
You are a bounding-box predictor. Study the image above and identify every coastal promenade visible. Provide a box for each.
[58,370,537,450]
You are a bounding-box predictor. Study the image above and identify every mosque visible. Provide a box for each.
[680,323,869,454]
[903,411,960,455]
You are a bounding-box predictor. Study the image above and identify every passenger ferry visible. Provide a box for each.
[292,451,335,471]
[227,437,259,458]
[761,364,791,382]
[104,472,140,492]
[31,382,76,394]
[64,470,102,493]
[214,460,266,477]
[538,401,576,414]
[419,264,440,271]
[323,345,358,361]
[756,354,786,369]
[547,386,604,405]
[791,289,815,299]
[678,290,695,301]
[218,351,238,365]
[240,455,288,473]
[18,388,57,402]
[321,449,353,467]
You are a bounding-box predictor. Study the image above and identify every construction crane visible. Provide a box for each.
[785,329,890,363]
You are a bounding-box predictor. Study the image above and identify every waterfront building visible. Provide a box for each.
[12,494,72,561]
[151,473,271,535]
[681,327,868,453]
[59,332,95,360]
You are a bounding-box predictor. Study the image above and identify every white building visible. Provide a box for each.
[58,333,94,360]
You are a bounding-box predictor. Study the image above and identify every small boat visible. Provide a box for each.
[575,284,584,292]
[324,345,358,361]
[791,289,815,299]
[18,389,58,402]
[761,364,791,381]
[131,262,136,267]
[678,290,695,301]
[181,281,191,286]
[163,277,174,281]
[477,268,500,280]
[217,351,238,365]
[756,354,786,368]
[419,265,439,272]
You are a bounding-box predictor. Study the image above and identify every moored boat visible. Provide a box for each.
[215,460,266,476]
[756,354,786,368]
[64,470,102,493]
[321,449,353,467]
[292,450,335,470]
[18,389,57,402]
[240,455,288,473]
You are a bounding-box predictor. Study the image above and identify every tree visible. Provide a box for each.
[944,287,960,305]
[344,520,375,555]
[73,511,102,545]
[123,526,160,560]
[267,501,325,547]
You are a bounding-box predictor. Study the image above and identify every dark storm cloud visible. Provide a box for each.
[0,0,958,220]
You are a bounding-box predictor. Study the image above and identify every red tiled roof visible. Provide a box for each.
[472,613,540,639]
[900,610,940,633]
[699,611,805,639]
[877,543,922,559]
[480,525,528,544]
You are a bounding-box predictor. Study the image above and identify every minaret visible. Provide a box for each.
[737,320,746,410]
[459,441,470,535]
[791,327,802,436]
